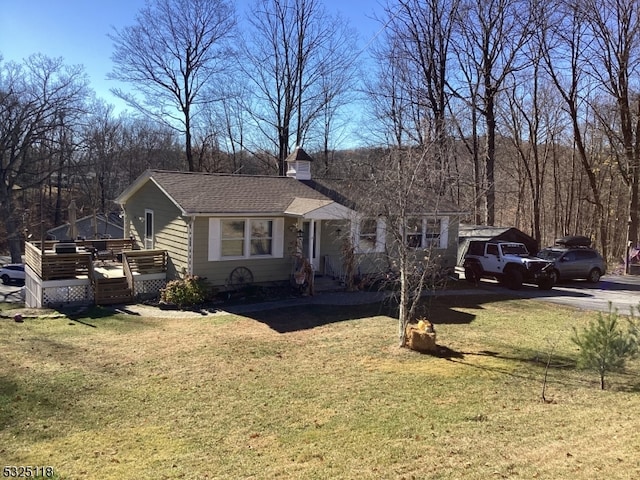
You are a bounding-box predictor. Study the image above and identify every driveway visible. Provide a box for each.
[473,274,640,315]
[0,283,24,303]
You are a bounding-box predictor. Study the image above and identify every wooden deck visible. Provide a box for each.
[24,240,167,306]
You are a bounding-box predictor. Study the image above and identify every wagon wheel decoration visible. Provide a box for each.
[228,266,254,291]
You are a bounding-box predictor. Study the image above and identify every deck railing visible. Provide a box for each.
[123,250,168,292]
[25,241,92,280]
[25,239,136,281]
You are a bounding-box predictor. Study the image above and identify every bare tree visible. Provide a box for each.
[77,101,126,218]
[108,0,236,172]
[539,0,610,257]
[0,54,89,261]
[500,6,563,245]
[242,0,359,175]
[581,0,640,255]
[368,35,411,147]
[383,0,459,181]
[348,146,454,347]
[451,0,534,225]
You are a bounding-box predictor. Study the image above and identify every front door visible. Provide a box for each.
[302,220,320,271]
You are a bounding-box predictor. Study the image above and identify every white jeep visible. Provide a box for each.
[463,241,554,290]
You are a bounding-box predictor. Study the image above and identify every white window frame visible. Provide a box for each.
[209,218,284,261]
[406,216,449,250]
[249,219,275,257]
[144,209,154,249]
[353,216,386,253]
[220,219,247,258]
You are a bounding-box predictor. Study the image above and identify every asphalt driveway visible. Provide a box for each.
[475,274,640,315]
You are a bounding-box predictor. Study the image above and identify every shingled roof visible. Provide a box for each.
[301,178,461,215]
[116,170,337,215]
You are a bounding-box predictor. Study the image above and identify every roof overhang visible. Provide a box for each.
[115,171,190,215]
[284,197,354,220]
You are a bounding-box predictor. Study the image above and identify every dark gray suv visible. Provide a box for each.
[537,236,606,284]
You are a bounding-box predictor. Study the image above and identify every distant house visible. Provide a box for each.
[115,147,461,290]
[47,213,124,241]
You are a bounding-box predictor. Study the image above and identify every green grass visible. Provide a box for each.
[1,297,639,479]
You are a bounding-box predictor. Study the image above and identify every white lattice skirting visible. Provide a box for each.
[43,284,94,306]
[25,266,94,308]
[25,265,167,307]
[133,278,166,299]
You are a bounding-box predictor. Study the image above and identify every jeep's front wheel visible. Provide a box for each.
[504,268,523,290]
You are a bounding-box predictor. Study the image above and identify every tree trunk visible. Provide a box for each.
[485,92,496,226]
[278,126,289,176]
[398,264,410,348]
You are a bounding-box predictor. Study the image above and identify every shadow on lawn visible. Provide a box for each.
[242,302,389,333]
[239,293,508,333]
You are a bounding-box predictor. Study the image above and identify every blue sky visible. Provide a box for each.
[0,0,383,112]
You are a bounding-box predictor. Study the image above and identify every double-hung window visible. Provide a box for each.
[355,217,385,253]
[406,217,448,249]
[424,219,442,248]
[249,219,273,256]
[358,218,378,251]
[221,220,246,257]
[210,218,284,260]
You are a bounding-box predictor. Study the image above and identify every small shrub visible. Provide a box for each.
[161,276,211,309]
[572,304,638,389]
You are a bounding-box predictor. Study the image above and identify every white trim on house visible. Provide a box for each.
[353,216,386,254]
[352,215,450,254]
[439,217,449,249]
[144,209,154,249]
[208,218,285,261]
[187,216,195,276]
[406,216,450,249]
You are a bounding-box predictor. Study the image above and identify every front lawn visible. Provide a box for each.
[0,296,638,479]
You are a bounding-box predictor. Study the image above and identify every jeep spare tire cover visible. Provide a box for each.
[554,235,591,247]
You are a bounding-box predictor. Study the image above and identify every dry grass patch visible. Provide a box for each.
[0,298,639,479]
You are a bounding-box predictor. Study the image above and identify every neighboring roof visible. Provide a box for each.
[116,170,342,216]
[490,228,538,254]
[458,224,512,239]
[47,213,124,241]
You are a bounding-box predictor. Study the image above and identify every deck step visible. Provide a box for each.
[94,277,132,305]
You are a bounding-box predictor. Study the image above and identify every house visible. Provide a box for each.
[47,212,124,241]
[115,147,461,291]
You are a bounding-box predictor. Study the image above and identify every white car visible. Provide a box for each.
[0,263,25,285]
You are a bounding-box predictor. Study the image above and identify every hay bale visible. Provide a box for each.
[405,320,437,352]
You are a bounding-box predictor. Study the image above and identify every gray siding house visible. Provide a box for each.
[115,148,460,290]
